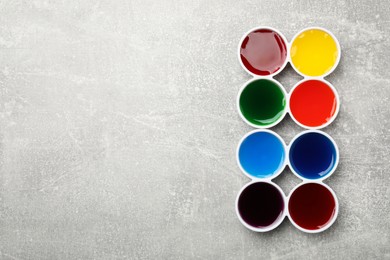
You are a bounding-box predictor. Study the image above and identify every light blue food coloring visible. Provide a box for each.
[238,131,285,178]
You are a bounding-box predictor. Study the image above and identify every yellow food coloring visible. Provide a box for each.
[290,29,339,77]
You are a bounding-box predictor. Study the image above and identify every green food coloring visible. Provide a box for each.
[239,79,286,127]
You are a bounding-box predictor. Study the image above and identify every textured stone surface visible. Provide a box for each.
[0,0,389,259]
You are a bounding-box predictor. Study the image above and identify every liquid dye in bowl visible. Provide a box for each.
[238,182,285,229]
[289,80,338,128]
[238,131,285,178]
[290,28,339,77]
[289,132,337,179]
[239,79,286,127]
[240,29,288,76]
[288,183,337,231]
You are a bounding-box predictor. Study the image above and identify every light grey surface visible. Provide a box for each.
[0,0,389,259]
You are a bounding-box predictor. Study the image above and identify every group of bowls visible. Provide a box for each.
[235,27,341,233]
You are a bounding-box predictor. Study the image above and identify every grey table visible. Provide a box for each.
[0,0,389,259]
